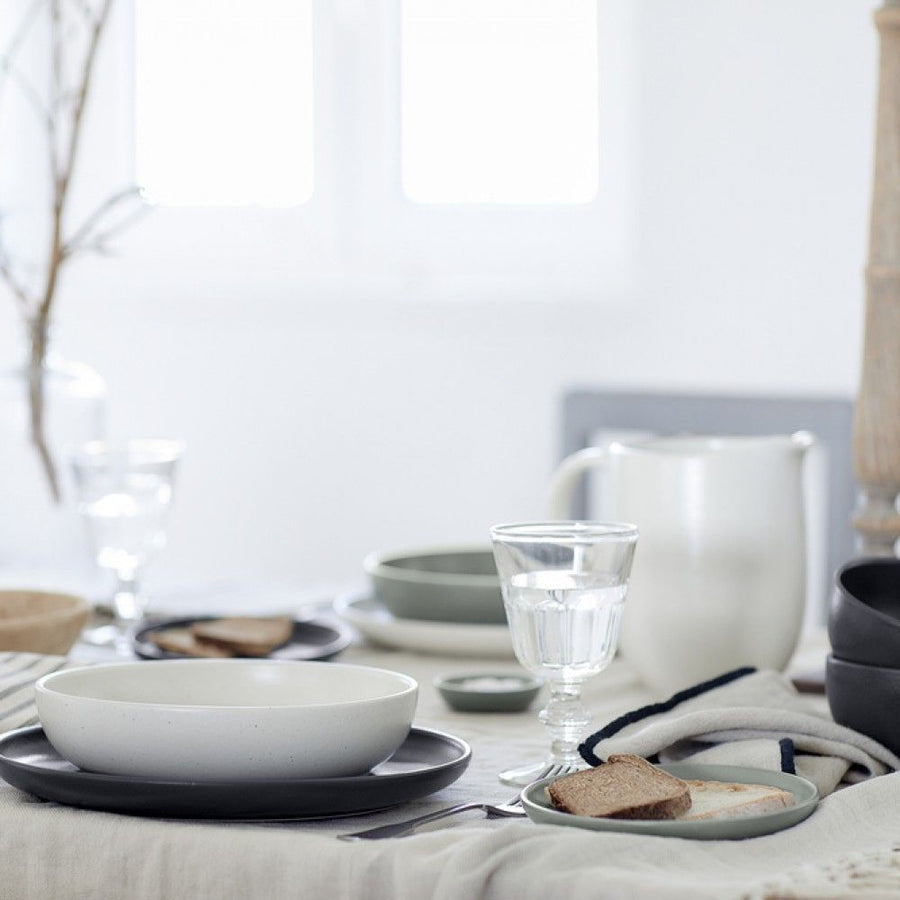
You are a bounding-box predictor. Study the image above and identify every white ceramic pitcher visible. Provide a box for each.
[547,433,814,693]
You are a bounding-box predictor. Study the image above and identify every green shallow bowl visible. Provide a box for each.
[435,673,543,713]
[522,763,819,840]
[363,545,506,625]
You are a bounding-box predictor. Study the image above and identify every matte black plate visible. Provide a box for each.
[132,615,352,662]
[0,726,471,820]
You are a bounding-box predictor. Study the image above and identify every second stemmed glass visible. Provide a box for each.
[490,521,638,786]
[70,439,183,652]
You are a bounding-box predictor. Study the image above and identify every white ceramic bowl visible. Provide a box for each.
[35,660,418,781]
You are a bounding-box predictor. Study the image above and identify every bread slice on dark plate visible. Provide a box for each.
[148,627,234,658]
[546,754,692,820]
[189,617,293,657]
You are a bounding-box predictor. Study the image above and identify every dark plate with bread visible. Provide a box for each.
[523,757,818,840]
[133,615,352,662]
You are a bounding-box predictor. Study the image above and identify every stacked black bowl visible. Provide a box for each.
[827,558,900,754]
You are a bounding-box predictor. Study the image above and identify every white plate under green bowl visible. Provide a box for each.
[334,593,514,659]
[522,763,819,840]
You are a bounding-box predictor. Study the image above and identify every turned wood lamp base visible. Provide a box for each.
[854,2,900,558]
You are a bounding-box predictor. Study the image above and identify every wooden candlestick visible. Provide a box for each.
[854,1,900,555]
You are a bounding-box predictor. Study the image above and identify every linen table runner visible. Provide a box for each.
[0,652,69,734]
[4,649,900,897]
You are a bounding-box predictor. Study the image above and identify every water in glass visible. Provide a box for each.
[503,571,625,682]
[83,473,173,573]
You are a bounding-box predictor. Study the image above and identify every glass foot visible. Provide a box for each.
[80,623,120,647]
[80,623,136,657]
[499,754,590,786]
[498,759,555,787]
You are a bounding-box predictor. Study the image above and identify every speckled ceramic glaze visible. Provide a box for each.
[35,660,417,781]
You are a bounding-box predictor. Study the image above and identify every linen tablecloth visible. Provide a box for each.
[3,632,900,899]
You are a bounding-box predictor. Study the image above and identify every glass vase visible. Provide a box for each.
[0,349,107,580]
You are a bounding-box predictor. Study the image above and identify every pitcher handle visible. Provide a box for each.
[547,447,608,519]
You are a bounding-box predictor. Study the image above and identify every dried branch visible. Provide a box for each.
[63,186,146,257]
[0,0,137,504]
[0,0,47,105]
[28,324,60,501]
[49,0,63,182]
[0,1,46,60]
[0,254,32,314]
[54,0,113,210]
[0,61,53,131]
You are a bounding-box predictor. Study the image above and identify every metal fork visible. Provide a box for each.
[337,762,575,841]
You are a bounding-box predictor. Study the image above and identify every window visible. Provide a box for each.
[120,0,637,305]
[135,0,313,206]
[401,0,599,204]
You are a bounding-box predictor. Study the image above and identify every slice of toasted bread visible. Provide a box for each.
[189,617,293,657]
[148,627,234,658]
[546,754,692,820]
[679,780,794,820]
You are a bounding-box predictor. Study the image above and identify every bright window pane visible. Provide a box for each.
[402,0,599,204]
[135,0,313,207]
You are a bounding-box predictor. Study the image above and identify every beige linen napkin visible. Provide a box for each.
[579,666,900,797]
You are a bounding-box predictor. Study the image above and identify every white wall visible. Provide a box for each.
[0,1,878,596]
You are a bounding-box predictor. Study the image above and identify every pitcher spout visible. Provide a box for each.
[791,430,816,455]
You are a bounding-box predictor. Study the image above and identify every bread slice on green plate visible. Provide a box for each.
[547,754,692,820]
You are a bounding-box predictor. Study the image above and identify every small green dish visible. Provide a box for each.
[434,673,543,713]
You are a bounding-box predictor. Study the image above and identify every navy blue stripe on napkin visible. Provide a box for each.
[779,737,796,774]
[578,666,757,767]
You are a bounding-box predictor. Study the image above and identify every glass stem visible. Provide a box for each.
[112,569,143,623]
[539,681,590,767]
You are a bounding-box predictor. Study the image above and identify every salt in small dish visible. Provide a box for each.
[434,673,542,713]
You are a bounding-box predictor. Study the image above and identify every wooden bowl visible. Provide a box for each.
[0,590,91,655]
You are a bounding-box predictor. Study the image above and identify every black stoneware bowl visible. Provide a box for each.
[826,654,900,755]
[828,558,900,668]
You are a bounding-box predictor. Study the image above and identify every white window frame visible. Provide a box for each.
[81,0,639,311]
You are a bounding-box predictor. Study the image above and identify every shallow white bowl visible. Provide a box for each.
[35,660,418,781]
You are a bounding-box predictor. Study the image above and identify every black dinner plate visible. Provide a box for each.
[132,615,352,662]
[0,726,471,820]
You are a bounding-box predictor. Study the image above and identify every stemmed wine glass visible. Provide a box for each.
[70,439,183,652]
[490,521,638,785]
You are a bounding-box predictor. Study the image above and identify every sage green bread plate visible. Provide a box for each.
[523,763,819,840]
